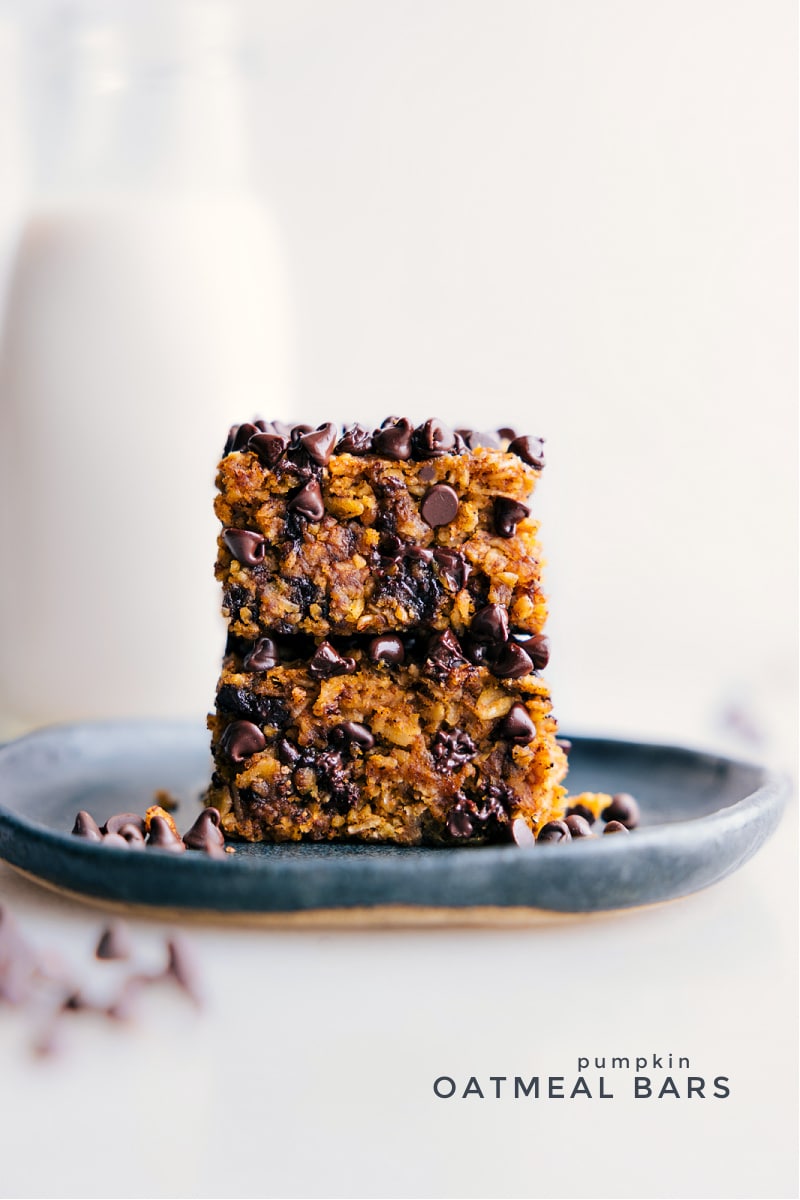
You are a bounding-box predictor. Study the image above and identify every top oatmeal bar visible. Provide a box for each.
[215,416,548,641]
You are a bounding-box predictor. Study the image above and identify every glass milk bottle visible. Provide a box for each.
[0,4,293,731]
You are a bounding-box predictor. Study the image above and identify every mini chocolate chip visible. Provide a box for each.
[420,483,459,528]
[498,427,517,442]
[564,814,594,838]
[537,819,571,844]
[368,635,405,664]
[96,922,132,961]
[492,642,534,679]
[102,812,146,837]
[603,820,630,835]
[509,817,535,847]
[243,637,279,671]
[470,603,509,643]
[222,528,266,565]
[412,418,457,459]
[308,641,356,679]
[183,810,226,857]
[495,703,535,744]
[475,782,515,823]
[336,424,373,455]
[288,478,324,521]
[508,435,546,469]
[603,793,640,829]
[431,729,476,771]
[565,803,595,825]
[71,811,102,842]
[493,497,530,538]
[147,815,186,852]
[446,807,474,838]
[248,432,287,467]
[433,547,471,590]
[117,824,146,848]
[300,422,338,467]
[372,418,413,460]
[219,720,267,763]
[331,721,375,750]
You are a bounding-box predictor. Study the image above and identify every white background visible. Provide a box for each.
[0,2,796,1198]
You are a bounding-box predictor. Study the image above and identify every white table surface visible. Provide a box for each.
[0,753,796,1200]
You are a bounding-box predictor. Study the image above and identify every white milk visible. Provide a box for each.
[0,193,292,726]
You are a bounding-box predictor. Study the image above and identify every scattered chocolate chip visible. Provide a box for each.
[287,478,324,521]
[446,806,474,838]
[564,814,594,838]
[308,641,356,679]
[509,817,535,847]
[147,815,186,853]
[420,483,459,528]
[102,812,146,837]
[164,938,202,1006]
[433,547,471,590]
[497,427,517,441]
[331,722,375,750]
[426,629,466,678]
[71,811,102,842]
[372,418,413,460]
[336,424,373,455]
[96,922,132,961]
[412,418,457,458]
[222,528,266,565]
[431,729,477,771]
[537,819,571,844]
[367,635,405,665]
[117,824,146,849]
[491,642,534,678]
[219,720,267,763]
[300,422,338,467]
[495,703,535,744]
[603,820,630,835]
[247,432,286,467]
[183,810,226,857]
[243,637,279,671]
[102,832,130,848]
[565,802,595,825]
[602,793,640,829]
[493,497,530,538]
[470,603,509,643]
[508,435,546,469]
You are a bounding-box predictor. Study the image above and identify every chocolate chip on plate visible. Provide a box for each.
[564,814,594,838]
[183,810,226,857]
[71,811,102,842]
[537,819,571,844]
[603,820,630,835]
[602,793,641,829]
[146,815,186,852]
[565,803,595,825]
[102,812,146,837]
[509,817,535,847]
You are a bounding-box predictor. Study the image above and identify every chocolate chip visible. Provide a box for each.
[222,528,266,565]
[556,738,573,754]
[164,938,202,1006]
[508,435,546,469]
[433,547,471,590]
[498,427,517,442]
[564,814,594,838]
[405,546,433,564]
[71,811,102,842]
[96,922,132,961]
[420,483,459,528]
[495,703,535,744]
[117,824,146,848]
[290,423,314,439]
[602,793,640,829]
[491,642,534,679]
[470,603,509,643]
[372,418,413,460]
[367,635,405,664]
[183,810,226,857]
[603,820,630,835]
[493,498,530,538]
[300,422,338,467]
[537,819,571,844]
[446,806,474,838]
[431,729,476,771]
[287,478,324,521]
[147,815,186,852]
[331,722,375,750]
[271,421,292,439]
[219,720,267,763]
[412,418,457,459]
[565,803,595,825]
[475,782,515,823]
[277,738,300,766]
[462,429,502,449]
[229,422,259,452]
[102,812,146,837]
[509,817,535,847]
[336,424,373,455]
[248,432,287,467]
[102,832,132,848]
[308,641,356,679]
[243,637,279,671]
[418,464,438,482]
[512,633,550,670]
[426,629,466,678]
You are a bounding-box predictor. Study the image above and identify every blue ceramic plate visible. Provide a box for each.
[0,720,788,921]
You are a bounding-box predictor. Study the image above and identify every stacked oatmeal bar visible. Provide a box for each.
[205,417,574,845]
